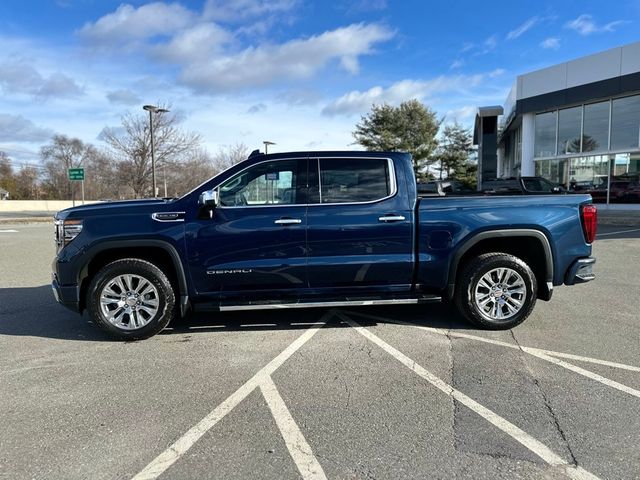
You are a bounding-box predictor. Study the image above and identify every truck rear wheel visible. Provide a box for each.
[87,258,176,340]
[455,253,537,329]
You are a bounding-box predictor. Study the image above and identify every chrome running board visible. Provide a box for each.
[217,296,441,312]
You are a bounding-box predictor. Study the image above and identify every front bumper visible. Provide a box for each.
[564,257,596,285]
[51,273,81,312]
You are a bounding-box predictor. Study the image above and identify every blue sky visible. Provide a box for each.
[1,0,638,165]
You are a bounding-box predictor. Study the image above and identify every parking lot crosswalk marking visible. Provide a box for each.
[522,347,640,399]
[347,311,640,373]
[261,377,327,480]
[340,314,601,480]
[131,314,330,480]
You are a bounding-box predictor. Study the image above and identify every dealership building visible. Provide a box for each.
[475,41,640,207]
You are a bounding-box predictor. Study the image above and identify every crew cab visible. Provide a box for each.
[52,151,597,340]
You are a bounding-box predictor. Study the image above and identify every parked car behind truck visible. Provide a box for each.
[52,151,597,340]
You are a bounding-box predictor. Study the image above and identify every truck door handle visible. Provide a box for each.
[274,218,302,225]
[378,215,406,222]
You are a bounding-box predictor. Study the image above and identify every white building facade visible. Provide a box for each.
[490,41,640,206]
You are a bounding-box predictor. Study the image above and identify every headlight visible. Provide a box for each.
[55,219,83,247]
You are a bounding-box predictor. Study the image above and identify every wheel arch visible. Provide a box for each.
[446,229,554,301]
[78,240,190,316]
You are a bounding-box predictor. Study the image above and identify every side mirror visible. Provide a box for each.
[198,189,218,219]
[198,189,219,208]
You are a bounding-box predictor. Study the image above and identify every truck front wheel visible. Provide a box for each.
[455,253,537,329]
[87,258,176,340]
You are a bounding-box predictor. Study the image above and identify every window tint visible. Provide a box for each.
[611,95,640,150]
[534,112,556,158]
[219,160,302,206]
[319,158,391,203]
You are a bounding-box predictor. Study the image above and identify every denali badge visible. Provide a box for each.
[207,269,253,275]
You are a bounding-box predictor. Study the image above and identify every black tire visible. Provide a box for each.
[455,253,537,330]
[87,258,176,340]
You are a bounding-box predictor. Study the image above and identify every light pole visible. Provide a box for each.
[143,104,169,197]
[263,140,275,154]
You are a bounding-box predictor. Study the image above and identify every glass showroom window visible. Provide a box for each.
[582,101,610,153]
[557,106,582,155]
[611,95,640,151]
[535,158,567,186]
[534,111,556,157]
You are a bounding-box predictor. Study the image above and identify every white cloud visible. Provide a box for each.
[507,16,539,40]
[565,14,625,35]
[343,0,388,13]
[540,37,560,49]
[322,70,504,116]
[78,2,195,45]
[481,35,498,54]
[203,0,297,22]
[153,22,232,63]
[177,23,394,92]
[0,59,83,98]
[246,103,267,114]
[0,114,54,142]
[444,106,477,123]
[106,89,142,105]
[450,58,464,69]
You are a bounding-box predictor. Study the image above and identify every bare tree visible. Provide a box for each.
[211,142,250,175]
[100,107,202,198]
[41,135,97,200]
[0,151,17,196]
[14,167,40,199]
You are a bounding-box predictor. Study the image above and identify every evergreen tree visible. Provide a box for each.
[353,100,440,180]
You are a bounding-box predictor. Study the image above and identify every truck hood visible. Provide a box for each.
[55,198,174,220]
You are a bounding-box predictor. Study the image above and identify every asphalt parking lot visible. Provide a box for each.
[1,223,639,480]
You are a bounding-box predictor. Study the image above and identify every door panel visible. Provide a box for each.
[185,158,308,296]
[306,157,414,291]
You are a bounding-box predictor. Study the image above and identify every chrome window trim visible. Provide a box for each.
[312,156,397,207]
[215,156,397,209]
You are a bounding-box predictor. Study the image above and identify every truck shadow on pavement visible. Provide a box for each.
[0,285,473,341]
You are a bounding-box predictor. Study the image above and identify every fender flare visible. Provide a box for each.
[78,239,190,316]
[446,229,554,299]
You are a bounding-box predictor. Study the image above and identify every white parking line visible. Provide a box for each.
[596,228,640,237]
[522,347,640,399]
[340,314,600,480]
[260,377,327,480]
[347,311,640,372]
[0,229,18,233]
[131,314,330,480]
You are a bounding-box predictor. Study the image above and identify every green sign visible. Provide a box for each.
[68,168,84,181]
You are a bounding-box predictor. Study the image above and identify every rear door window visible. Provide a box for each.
[318,158,393,204]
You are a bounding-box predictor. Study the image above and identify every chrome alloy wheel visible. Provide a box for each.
[99,274,160,330]
[474,267,526,321]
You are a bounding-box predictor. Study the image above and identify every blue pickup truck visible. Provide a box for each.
[52,151,597,340]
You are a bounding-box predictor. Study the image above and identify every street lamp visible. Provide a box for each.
[263,140,276,154]
[143,104,169,197]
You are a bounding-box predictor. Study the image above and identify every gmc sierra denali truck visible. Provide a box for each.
[52,150,597,340]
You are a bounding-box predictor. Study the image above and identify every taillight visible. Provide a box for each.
[581,204,597,244]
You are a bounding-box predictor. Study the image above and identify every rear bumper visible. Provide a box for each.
[564,257,596,285]
[51,274,81,313]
